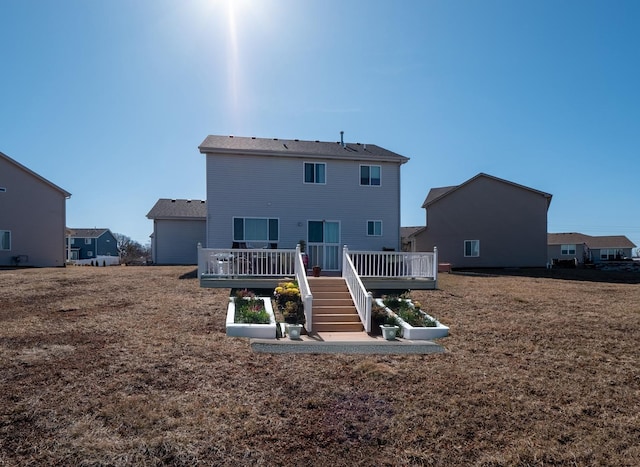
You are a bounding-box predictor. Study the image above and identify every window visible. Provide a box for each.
[0,231,10,250]
[0,187,6,192]
[304,162,326,184]
[561,244,576,255]
[360,165,381,186]
[367,220,382,236]
[600,249,622,260]
[85,238,92,245]
[233,217,279,242]
[464,240,480,257]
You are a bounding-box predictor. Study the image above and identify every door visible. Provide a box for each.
[307,221,340,271]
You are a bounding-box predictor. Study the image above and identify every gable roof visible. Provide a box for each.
[400,226,426,239]
[422,173,552,209]
[146,199,207,219]
[199,135,410,164]
[0,150,71,198]
[548,233,636,249]
[67,228,112,238]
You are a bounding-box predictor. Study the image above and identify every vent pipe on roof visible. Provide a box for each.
[340,131,345,148]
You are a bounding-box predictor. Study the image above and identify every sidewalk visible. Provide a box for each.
[250,331,446,354]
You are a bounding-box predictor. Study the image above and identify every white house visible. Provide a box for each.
[198,134,410,271]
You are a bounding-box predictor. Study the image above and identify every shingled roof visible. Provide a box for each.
[548,233,636,249]
[146,199,207,219]
[198,135,410,164]
[421,173,552,209]
[67,228,111,238]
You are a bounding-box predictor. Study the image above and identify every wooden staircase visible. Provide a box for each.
[308,277,364,332]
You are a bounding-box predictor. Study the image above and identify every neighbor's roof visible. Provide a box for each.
[146,199,207,219]
[400,226,426,239]
[548,233,636,249]
[67,228,112,238]
[1,150,71,198]
[422,173,552,209]
[198,135,410,164]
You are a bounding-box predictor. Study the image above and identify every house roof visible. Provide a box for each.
[421,173,552,209]
[67,228,112,238]
[400,226,426,239]
[198,135,410,164]
[146,199,207,219]
[0,150,71,198]
[548,233,636,249]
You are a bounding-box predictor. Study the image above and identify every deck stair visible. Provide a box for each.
[308,277,364,332]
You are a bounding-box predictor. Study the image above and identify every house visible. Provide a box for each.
[548,233,637,265]
[407,173,552,268]
[146,199,206,264]
[66,228,119,264]
[0,151,71,267]
[198,134,409,271]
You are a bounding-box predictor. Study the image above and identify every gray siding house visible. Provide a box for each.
[548,233,636,264]
[409,173,552,268]
[66,228,119,261]
[0,151,71,267]
[199,135,409,271]
[147,199,206,264]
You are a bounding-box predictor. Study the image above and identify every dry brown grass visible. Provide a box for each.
[1,266,639,466]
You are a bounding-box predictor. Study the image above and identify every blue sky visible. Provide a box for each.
[1,0,638,249]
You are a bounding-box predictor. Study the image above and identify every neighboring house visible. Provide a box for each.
[0,151,71,267]
[146,199,206,264]
[548,233,637,264]
[408,173,552,268]
[66,228,119,262]
[198,134,409,271]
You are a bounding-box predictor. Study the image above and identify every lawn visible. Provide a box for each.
[1,266,638,466]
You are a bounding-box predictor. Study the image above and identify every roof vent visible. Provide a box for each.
[340,130,345,148]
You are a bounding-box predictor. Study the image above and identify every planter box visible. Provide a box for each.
[375,298,449,340]
[226,297,277,338]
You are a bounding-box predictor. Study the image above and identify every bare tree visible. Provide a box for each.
[113,233,151,265]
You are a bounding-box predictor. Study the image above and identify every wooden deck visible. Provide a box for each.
[199,273,437,291]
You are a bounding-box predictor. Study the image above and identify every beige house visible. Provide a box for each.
[0,151,71,267]
[407,173,552,268]
[548,233,636,265]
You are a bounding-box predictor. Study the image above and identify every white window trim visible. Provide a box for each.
[303,162,327,185]
[464,240,480,257]
[561,244,576,255]
[366,220,383,236]
[359,164,382,186]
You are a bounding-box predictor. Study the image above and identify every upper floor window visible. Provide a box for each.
[561,244,576,255]
[360,165,381,186]
[233,217,279,243]
[367,220,382,236]
[304,162,326,184]
[85,238,92,245]
[464,240,480,257]
[0,231,10,250]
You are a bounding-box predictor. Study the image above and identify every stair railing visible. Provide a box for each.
[295,244,313,332]
[342,245,372,332]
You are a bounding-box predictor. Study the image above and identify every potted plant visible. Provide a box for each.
[380,324,399,340]
[274,281,305,339]
[312,265,321,277]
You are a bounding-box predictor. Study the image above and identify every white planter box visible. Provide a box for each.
[375,298,449,340]
[226,297,277,339]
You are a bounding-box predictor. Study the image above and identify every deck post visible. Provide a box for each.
[433,246,438,288]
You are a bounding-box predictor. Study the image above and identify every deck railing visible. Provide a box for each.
[197,244,297,278]
[342,246,373,332]
[294,245,313,332]
[347,247,438,280]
